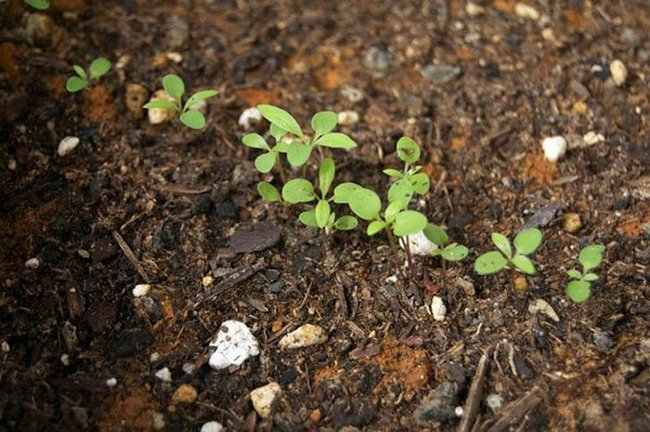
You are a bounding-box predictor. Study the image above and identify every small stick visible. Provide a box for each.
[384,227,404,279]
[112,230,150,283]
[195,259,266,307]
[458,347,492,432]
[486,386,545,432]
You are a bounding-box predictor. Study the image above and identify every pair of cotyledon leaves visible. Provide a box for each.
[474,228,543,275]
[566,244,605,303]
[66,57,112,93]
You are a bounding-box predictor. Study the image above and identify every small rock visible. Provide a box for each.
[202,275,214,287]
[563,213,582,233]
[77,249,90,259]
[421,64,461,84]
[25,257,40,269]
[125,83,149,119]
[105,377,118,388]
[430,296,446,321]
[58,136,80,157]
[514,275,528,292]
[414,381,458,423]
[147,90,176,125]
[486,394,504,413]
[250,382,282,418]
[238,107,262,130]
[583,131,605,146]
[60,353,70,365]
[152,412,166,430]
[150,352,160,363]
[363,47,391,74]
[515,2,540,20]
[155,367,172,383]
[340,85,364,103]
[523,203,560,229]
[209,320,260,369]
[166,15,189,48]
[399,230,438,256]
[542,136,567,162]
[610,59,628,86]
[171,384,198,404]
[337,110,359,126]
[266,281,283,294]
[200,421,225,432]
[466,2,485,17]
[132,284,151,297]
[454,406,464,417]
[310,409,322,423]
[528,299,560,322]
[0,341,9,353]
[166,52,183,64]
[592,329,614,351]
[279,324,327,349]
[182,362,196,375]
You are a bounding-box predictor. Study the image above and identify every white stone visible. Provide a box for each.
[182,362,196,375]
[1,341,10,352]
[155,367,172,382]
[238,107,262,130]
[106,377,118,387]
[209,320,260,369]
[399,230,438,256]
[152,412,166,430]
[250,382,282,418]
[337,110,359,126]
[454,406,464,417]
[430,296,446,321]
[132,284,151,297]
[542,136,567,162]
[202,275,214,287]
[528,298,560,322]
[25,257,40,269]
[486,393,504,412]
[583,131,605,146]
[60,353,70,365]
[340,85,364,103]
[610,59,628,86]
[466,2,485,17]
[166,51,183,64]
[8,159,17,170]
[149,352,160,363]
[57,136,80,157]
[279,324,327,349]
[515,2,540,21]
[147,90,176,125]
[200,421,225,432]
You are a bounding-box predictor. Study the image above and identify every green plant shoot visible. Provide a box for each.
[66,57,112,93]
[423,224,469,261]
[474,228,542,275]
[566,244,605,303]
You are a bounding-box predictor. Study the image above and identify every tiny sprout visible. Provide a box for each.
[474,228,542,275]
[0,0,49,9]
[143,74,218,129]
[566,244,605,303]
[423,224,469,261]
[66,57,111,93]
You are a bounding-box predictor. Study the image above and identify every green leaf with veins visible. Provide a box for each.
[311,111,338,138]
[567,280,591,303]
[242,133,270,150]
[269,123,286,142]
[511,254,536,275]
[333,182,362,204]
[383,169,403,178]
[491,233,512,258]
[475,251,508,275]
[316,132,357,149]
[254,152,276,173]
[335,216,358,231]
[566,269,582,280]
[73,65,87,79]
[66,76,87,92]
[513,228,542,255]
[143,99,178,111]
[89,57,111,79]
[409,172,430,195]
[348,188,381,221]
[319,158,335,197]
[367,220,387,236]
[315,200,331,228]
[258,104,303,137]
[180,110,206,129]
[423,223,448,246]
[396,136,421,164]
[441,244,468,261]
[184,90,218,111]
[286,142,312,167]
[384,200,406,223]
[299,210,318,227]
[583,273,599,282]
[579,245,605,271]
[162,74,185,102]
[257,182,281,202]
[387,179,414,204]
[392,210,427,237]
[282,179,316,204]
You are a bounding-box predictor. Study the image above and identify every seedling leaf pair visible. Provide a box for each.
[1,0,51,10]
[474,228,542,275]
[66,57,112,92]
[566,245,605,303]
[424,224,469,261]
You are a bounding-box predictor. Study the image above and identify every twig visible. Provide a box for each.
[458,347,492,432]
[195,259,266,307]
[112,230,150,283]
[486,386,545,432]
[152,184,211,194]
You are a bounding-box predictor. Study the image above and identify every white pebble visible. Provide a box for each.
[77,249,90,259]
[250,382,282,418]
[279,324,327,349]
[610,59,628,86]
[60,353,70,365]
[106,377,118,387]
[337,110,359,126]
[25,257,40,269]
[152,412,166,430]
[200,421,225,432]
[486,394,504,412]
[202,275,214,287]
[399,230,438,256]
[132,284,151,297]
[209,320,260,370]
[528,299,560,322]
[1,341,10,352]
[515,2,540,20]
[385,275,398,284]
[182,362,196,375]
[583,131,605,146]
[465,2,485,17]
[430,296,447,321]
[340,85,364,103]
[165,51,183,64]
[454,406,464,417]
[155,367,172,382]
[238,107,262,130]
[147,90,176,125]
[8,159,17,170]
[57,136,80,157]
[542,136,567,162]
[149,352,160,363]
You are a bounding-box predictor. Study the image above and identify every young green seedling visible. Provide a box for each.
[66,57,112,93]
[143,74,218,129]
[566,244,605,303]
[474,228,542,275]
[0,0,49,9]
[384,137,431,204]
[423,224,469,261]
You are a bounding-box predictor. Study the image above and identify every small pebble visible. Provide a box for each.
[528,299,560,322]
[202,275,214,287]
[152,412,166,430]
[238,107,262,130]
[155,367,172,382]
[166,52,183,63]
[106,377,118,388]
[514,275,528,292]
[542,136,567,162]
[430,296,446,321]
[8,159,17,170]
[1,341,10,352]
[466,2,485,17]
[271,319,283,333]
[400,230,438,256]
[454,406,464,417]
[310,409,322,423]
[209,320,260,369]
[25,257,40,269]
[563,213,582,233]
[57,136,80,157]
[125,83,149,119]
[250,382,282,418]
[609,59,628,86]
[515,2,540,20]
[486,394,504,413]
[60,353,70,365]
[340,85,364,103]
[583,131,604,146]
[363,47,391,73]
[171,384,198,404]
[279,324,327,349]
[593,329,614,351]
[421,64,461,84]
[150,352,160,363]
[337,110,359,126]
[182,362,196,375]
[77,249,90,259]
[147,90,176,125]
[132,284,151,297]
[200,421,225,432]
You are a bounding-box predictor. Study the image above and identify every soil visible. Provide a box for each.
[1,1,649,431]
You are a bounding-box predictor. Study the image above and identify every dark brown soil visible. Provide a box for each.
[1,1,649,431]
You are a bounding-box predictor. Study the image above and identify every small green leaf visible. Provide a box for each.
[396,136,421,164]
[274,142,289,153]
[491,233,512,258]
[269,123,286,142]
[73,65,87,80]
[66,76,87,92]
[383,169,403,178]
[25,0,49,10]
[257,182,281,202]
[299,210,318,227]
[384,200,407,223]
[334,216,358,231]
[242,133,270,150]
[392,210,428,237]
[367,220,386,236]
[180,109,206,129]
[441,244,468,261]
[387,179,414,204]
[513,228,542,255]
[89,57,111,79]
[333,182,362,204]
[315,200,331,228]
[475,251,508,275]
[566,269,582,280]
[511,254,536,275]
[423,224,448,246]
[311,111,338,137]
[258,104,303,137]
[319,158,335,197]
[316,132,357,149]
[567,280,591,303]
[162,74,185,102]
[184,90,219,111]
[348,188,382,221]
[579,245,605,271]
[409,172,430,195]
[583,273,599,282]
[286,142,312,167]
[143,99,178,111]
[254,151,276,173]
[282,179,316,204]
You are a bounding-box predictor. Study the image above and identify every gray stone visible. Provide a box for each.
[363,47,391,73]
[593,329,614,351]
[414,381,458,423]
[421,64,461,84]
[166,15,189,48]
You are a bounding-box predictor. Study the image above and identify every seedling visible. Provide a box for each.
[143,74,218,129]
[66,57,111,93]
[566,244,605,303]
[423,224,468,261]
[474,228,542,275]
[0,0,49,9]
[383,137,431,204]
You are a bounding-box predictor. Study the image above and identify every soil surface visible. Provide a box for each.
[1,1,649,431]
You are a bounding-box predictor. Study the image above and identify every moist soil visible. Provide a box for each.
[1,1,649,431]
